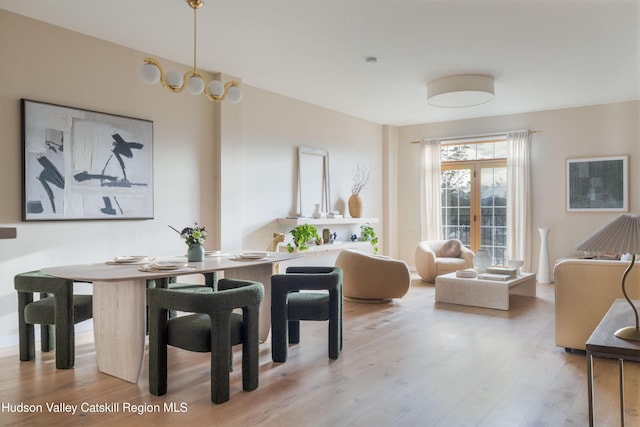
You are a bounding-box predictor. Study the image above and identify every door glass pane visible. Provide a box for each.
[479,166,507,263]
[441,168,471,247]
[441,144,474,162]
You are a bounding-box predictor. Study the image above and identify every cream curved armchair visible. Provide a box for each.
[415,239,474,282]
[335,249,410,303]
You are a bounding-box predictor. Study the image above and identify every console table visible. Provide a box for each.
[586,298,640,427]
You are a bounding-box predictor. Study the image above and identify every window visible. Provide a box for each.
[440,138,508,263]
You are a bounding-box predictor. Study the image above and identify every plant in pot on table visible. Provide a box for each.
[287,224,320,253]
[169,223,207,261]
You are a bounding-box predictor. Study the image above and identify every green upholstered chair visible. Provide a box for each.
[146,272,218,321]
[15,270,93,369]
[271,266,343,363]
[147,271,218,290]
[147,278,264,404]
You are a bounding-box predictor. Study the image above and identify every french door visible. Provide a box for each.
[441,159,507,263]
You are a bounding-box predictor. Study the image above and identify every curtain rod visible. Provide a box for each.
[409,129,540,144]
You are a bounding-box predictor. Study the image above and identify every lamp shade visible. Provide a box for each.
[575,214,640,254]
[427,75,494,107]
[187,75,205,94]
[140,63,161,85]
[226,86,243,103]
[208,80,224,97]
[165,70,184,89]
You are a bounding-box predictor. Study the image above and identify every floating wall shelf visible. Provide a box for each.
[277,217,378,226]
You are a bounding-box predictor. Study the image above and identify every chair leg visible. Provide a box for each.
[54,290,74,369]
[328,290,342,360]
[288,320,300,344]
[328,316,340,360]
[211,312,232,404]
[18,292,35,362]
[149,308,169,396]
[271,295,289,363]
[38,293,55,353]
[242,304,260,392]
[40,325,55,353]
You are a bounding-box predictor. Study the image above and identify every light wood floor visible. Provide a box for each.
[1,275,638,427]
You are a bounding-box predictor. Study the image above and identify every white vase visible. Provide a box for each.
[538,228,550,284]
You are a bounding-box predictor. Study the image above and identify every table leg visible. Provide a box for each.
[587,350,595,427]
[223,263,273,342]
[619,358,625,427]
[93,279,146,383]
[509,276,537,297]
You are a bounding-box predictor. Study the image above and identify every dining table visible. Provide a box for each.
[40,251,301,383]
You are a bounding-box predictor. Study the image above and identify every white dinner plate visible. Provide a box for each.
[205,250,226,257]
[236,252,268,260]
[148,261,188,270]
[110,255,147,264]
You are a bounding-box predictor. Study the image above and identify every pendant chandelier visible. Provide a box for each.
[139,0,242,103]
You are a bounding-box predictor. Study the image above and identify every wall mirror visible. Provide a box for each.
[297,146,330,217]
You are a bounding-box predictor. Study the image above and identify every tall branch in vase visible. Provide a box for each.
[349,164,369,218]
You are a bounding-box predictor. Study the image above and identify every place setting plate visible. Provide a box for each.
[139,261,192,272]
[205,250,227,257]
[231,251,270,261]
[106,255,149,265]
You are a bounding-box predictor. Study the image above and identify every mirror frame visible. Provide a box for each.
[297,146,331,217]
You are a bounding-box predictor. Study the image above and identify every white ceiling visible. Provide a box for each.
[1,0,638,126]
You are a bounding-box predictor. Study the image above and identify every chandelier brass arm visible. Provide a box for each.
[139,0,242,103]
[142,57,241,102]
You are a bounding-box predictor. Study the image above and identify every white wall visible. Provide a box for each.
[396,101,640,275]
[236,84,383,251]
[0,10,384,347]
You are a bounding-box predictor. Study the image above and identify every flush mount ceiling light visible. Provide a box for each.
[427,75,494,108]
[139,0,242,103]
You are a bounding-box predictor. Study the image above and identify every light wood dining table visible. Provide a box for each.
[41,251,301,383]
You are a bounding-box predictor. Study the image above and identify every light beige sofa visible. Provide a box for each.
[335,249,410,303]
[554,258,640,351]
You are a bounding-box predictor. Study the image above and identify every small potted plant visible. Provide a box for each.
[287,224,320,253]
[360,224,378,254]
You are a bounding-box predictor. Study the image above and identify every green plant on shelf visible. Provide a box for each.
[360,224,378,254]
[287,223,320,253]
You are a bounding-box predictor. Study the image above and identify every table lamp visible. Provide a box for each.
[575,214,640,341]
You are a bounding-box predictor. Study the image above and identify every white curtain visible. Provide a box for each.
[420,139,442,241]
[506,131,532,271]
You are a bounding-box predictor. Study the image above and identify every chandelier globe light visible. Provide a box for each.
[139,0,242,103]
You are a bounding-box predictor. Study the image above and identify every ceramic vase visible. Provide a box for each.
[188,243,204,262]
[348,194,362,218]
[538,228,550,284]
[473,249,491,273]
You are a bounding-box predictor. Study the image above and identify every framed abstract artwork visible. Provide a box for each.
[566,155,628,212]
[21,99,154,220]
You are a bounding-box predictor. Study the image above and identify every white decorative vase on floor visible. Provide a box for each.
[538,228,550,284]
